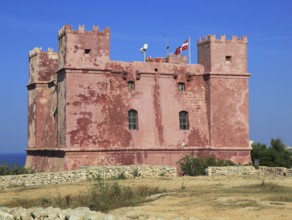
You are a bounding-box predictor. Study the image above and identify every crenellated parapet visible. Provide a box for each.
[197,34,248,45]
[58,25,72,39]
[58,24,110,39]
[29,47,42,58]
[29,47,57,58]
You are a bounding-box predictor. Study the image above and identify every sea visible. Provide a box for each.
[0,153,26,166]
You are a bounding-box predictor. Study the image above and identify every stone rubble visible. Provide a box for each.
[0,206,196,220]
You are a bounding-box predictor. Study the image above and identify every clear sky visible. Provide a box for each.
[0,0,291,153]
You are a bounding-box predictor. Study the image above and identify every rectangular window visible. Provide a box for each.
[128,110,138,130]
[85,49,91,54]
[179,111,189,130]
[226,55,232,63]
[178,82,185,91]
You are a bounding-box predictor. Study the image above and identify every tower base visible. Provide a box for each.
[25,147,251,172]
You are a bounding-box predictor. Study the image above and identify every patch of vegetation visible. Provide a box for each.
[177,155,235,176]
[256,180,288,193]
[4,178,164,212]
[223,180,292,203]
[116,172,126,180]
[132,168,140,177]
[225,181,290,194]
[251,138,292,168]
[269,195,292,202]
[0,163,34,176]
[180,180,186,190]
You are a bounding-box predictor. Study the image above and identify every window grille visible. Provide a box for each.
[179,111,189,130]
[128,110,138,130]
[178,82,185,91]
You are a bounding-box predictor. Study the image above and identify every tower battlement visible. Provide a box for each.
[28,47,42,58]
[197,34,248,45]
[58,24,110,39]
[29,47,57,58]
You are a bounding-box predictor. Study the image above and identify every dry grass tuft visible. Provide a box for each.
[4,178,164,212]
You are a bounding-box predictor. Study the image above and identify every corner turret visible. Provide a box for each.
[57,24,110,70]
[197,34,248,74]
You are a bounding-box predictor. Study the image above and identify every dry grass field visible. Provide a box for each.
[1,175,292,219]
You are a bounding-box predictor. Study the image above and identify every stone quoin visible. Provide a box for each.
[25,24,251,172]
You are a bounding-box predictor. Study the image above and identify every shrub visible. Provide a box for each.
[0,163,34,176]
[132,168,140,177]
[251,138,292,168]
[116,172,126,180]
[177,155,235,176]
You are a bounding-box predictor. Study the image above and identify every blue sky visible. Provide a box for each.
[0,0,291,153]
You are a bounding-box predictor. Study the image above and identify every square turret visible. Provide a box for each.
[197,35,248,74]
[58,25,110,70]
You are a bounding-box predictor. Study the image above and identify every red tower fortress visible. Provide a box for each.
[25,25,251,171]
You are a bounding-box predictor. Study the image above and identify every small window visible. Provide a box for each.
[179,111,189,130]
[128,110,138,130]
[85,49,91,54]
[178,82,185,91]
[128,81,135,90]
[226,55,232,63]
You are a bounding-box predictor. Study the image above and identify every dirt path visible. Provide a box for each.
[1,176,292,219]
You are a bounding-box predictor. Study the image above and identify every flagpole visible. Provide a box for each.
[188,36,191,64]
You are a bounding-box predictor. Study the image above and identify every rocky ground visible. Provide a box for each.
[0,175,292,219]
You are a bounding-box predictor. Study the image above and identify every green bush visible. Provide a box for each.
[251,138,292,168]
[0,163,34,176]
[116,172,126,180]
[177,155,235,176]
[132,168,140,177]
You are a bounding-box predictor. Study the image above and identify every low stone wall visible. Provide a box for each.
[206,166,257,176]
[287,168,292,176]
[257,166,289,176]
[0,165,176,190]
[206,166,292,176]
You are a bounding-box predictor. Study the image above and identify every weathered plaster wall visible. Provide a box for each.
[64,62,208,149]
[25,153,65,172]
[57,71,66,147]
[27,50,58,149]
[208,77,249,148]
[27,88,36,148]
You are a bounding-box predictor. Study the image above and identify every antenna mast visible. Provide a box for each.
[163,34,170,56]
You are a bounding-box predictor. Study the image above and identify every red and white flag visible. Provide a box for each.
[175,38,189,55]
